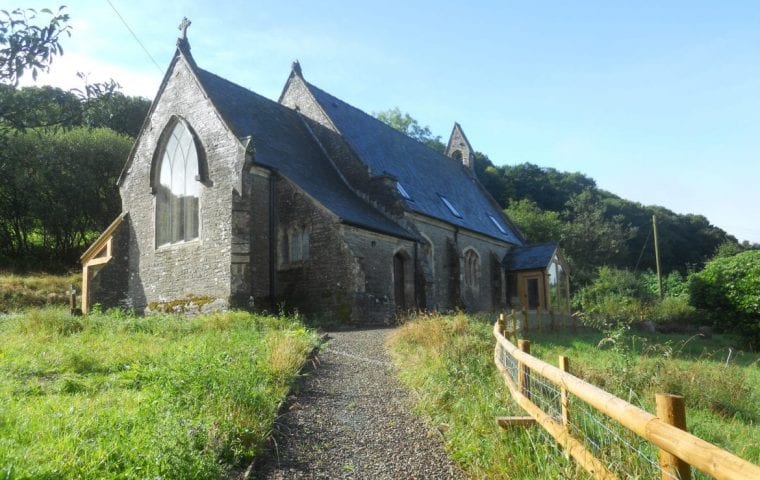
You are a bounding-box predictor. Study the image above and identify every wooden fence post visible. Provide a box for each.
[656,394,691,480]
[69,285,77,314]
[518,339,531,400]
[522,308,529,333]
[559,355,570,460]
[498,313,506,336]
[511,309,517,341]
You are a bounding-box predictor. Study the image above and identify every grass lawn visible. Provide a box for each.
[0,308,319,479]
[388,313,760,480]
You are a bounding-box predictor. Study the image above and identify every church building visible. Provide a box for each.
[81,23,570,324]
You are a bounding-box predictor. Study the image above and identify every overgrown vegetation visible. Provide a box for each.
[389,313,760,479]
[690,250,760,348]
[0,271,81,311]
[0,308,318,478]
[388,313,589,479]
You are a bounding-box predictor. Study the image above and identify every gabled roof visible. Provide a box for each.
[193,68,416,240]
[503,242,558,271]
[302,82,523,245]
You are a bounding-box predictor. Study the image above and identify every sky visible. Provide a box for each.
[9,1,760,243]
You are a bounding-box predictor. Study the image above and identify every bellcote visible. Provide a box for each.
[445,122,474,169]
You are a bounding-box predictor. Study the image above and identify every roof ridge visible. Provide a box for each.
[304,81,466,169]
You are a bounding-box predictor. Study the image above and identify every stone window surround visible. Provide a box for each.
[150,115,209,250]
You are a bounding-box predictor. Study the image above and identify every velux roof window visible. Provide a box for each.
[439,194,462,218]
[396,181,412,200]
[488,214,508,234]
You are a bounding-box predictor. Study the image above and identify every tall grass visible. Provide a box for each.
[0,308,318,479]
[388,313,589,479]
[0,272,81,312]
[388,313,760,479]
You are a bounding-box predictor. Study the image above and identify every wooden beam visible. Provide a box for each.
[494,343,618,480]
[497,416,536,428]
[493,322,760,480]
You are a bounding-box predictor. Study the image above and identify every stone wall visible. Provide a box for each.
[273,177,359,322]
[410,215,512,312]
[342,228,417,323]
[88,216,130,310]
[247,166,272,307]
[118,56,245,311]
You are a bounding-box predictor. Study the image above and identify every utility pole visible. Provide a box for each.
[653,215,663,299]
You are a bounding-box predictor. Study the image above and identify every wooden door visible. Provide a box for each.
[519,272,545,310]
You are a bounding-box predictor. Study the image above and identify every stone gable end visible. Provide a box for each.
[120,55,246,311]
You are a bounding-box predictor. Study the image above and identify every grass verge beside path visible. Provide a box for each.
[388,313,760,479]
[0,308,319,479]
[388,313,588,479]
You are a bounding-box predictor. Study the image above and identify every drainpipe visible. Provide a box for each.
[268,174,276,310]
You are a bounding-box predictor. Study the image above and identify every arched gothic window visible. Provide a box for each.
[464,248,480,291]
[155,120,200,246]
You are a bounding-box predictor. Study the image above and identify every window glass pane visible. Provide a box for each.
[302,231,309,260]
[440,195,462,218]
[156,120,199,245]
[396,182,412,200]
[488,215,507,234]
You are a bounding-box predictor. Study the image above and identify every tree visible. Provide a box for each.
[0,6,70,86]
[561,190,637,285]
[0,127,132,268]
[505,198,564,244]
[374,107,445,152]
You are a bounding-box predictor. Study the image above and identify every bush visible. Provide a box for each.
[574,267,651,329]
[690,250,760,347]
[651,295,697,325]
[639,270,690,299]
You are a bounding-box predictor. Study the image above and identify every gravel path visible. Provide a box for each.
[252,328,466,480]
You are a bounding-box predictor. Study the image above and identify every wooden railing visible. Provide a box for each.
[493,315,760,480]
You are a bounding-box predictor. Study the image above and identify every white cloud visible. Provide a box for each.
[17,51,162,99]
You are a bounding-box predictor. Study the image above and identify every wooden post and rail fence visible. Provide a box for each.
[493,313,760,480]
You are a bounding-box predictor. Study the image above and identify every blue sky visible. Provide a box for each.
[11,1,760,243]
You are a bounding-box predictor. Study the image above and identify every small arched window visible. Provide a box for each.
[464,248,480,291]
[155,120,200,246]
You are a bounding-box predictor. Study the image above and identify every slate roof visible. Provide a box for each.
[194,68,416,240]
[304,82,523,245]
[503,242,558,271]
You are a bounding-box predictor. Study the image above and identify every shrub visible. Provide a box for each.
[640,270,689,299]
[574,267,650,329]
[651,295,697,325]
[690,250,760,347]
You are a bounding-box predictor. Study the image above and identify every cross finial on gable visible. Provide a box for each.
[178,17,191,41]
[292,60,303,78]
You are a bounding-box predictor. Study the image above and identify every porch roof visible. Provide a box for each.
[503,242,558,272]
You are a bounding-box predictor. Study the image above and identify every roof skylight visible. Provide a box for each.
[488,214,508,234]
[439,195,462,218]
[396,182,412,200]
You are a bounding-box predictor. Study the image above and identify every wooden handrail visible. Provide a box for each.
[493,321,760,480]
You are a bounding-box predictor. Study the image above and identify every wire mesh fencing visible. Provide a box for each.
[493,320,746,480]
